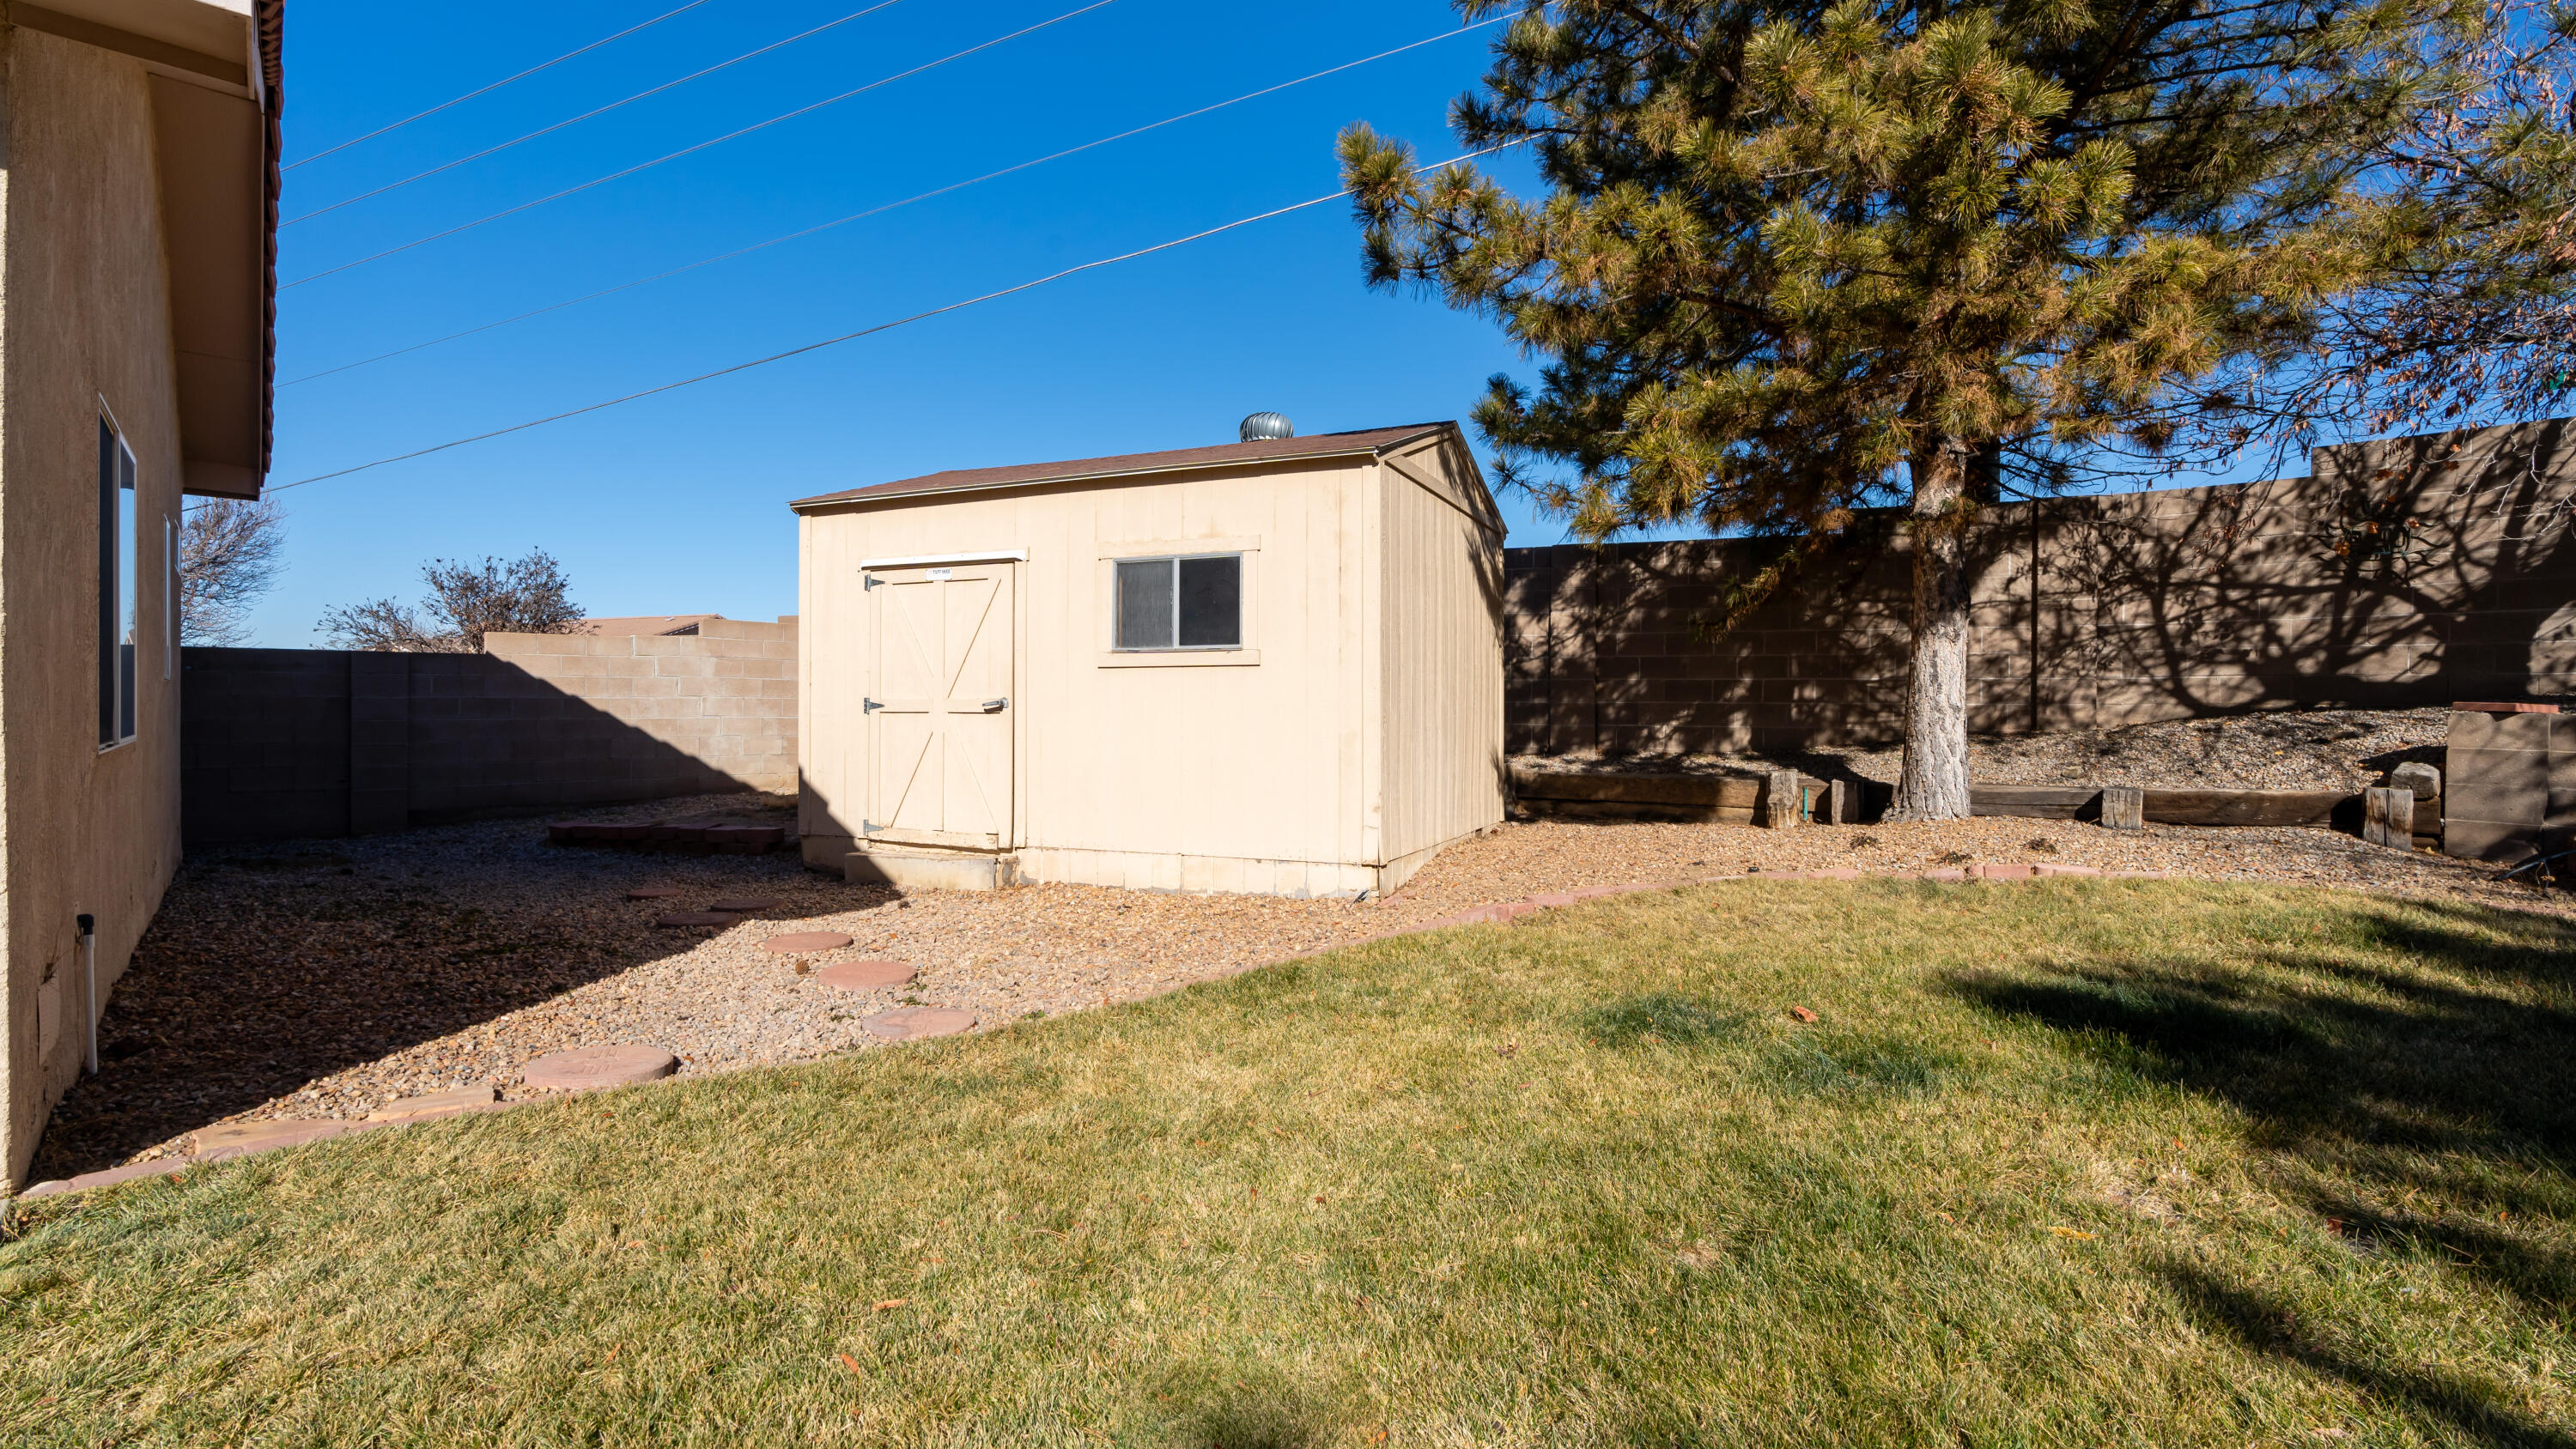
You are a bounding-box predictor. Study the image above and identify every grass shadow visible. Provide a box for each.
[1756,1033,1963,1097]
[1949,895,2576,1435]
[2161,1263,2576,1448]
[1579,992,1748,1048]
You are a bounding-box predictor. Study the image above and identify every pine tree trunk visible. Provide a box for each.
[1887,438,1973,821]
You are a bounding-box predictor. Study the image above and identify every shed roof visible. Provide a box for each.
[789,422,1455,511]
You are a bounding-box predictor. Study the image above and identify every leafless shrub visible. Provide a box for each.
[319,549,586,652]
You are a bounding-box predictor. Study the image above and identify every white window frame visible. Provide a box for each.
[98,407,139,752]
[1096,536,1261,667]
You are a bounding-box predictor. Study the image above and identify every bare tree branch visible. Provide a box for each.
[178,498,286,646]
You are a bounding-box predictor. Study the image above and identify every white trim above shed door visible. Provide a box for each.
[864,561,1017,851]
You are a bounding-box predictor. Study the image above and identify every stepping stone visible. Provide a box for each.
[195,1118,356,1160]
[366,1085,500,1121]
[814,959,915,991]
[861,1007,976,1042]
[762,931,854,955]
[626,887,684,900]
[521,1045,679,1092]
[707,898,780,913]
[654,912,740,928]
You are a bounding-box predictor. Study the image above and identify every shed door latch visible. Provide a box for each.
[980,696,1009,712]
[863,697,883,712]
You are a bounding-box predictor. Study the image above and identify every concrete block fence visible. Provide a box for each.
[1506,418,2576,754]
[180,619,797,846]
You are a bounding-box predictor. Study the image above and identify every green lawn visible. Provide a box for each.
[3,880,2572,1447]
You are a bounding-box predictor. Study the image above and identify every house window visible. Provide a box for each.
[98,415,137,749]
[164,515,178,678]
[1113,554,1241,650]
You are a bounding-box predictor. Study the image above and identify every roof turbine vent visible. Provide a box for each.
[1238,411,1294,443]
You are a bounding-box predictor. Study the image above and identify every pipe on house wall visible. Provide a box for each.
[76,914,97,1076]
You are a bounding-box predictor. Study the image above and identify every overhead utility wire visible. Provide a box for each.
[271,143,1521,492]
[282,0,1119,289]
[286,0,716,170]
[281,18,1507,387]
[287,0,911,227]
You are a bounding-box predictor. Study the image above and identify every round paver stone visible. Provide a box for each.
[814,959,915,991]
[762,931,854,955]
[653,911,740,928]
[707,898,779,913]
[522,1045,680,1092]
[861,1007,976,1041]
[625,887,684,900]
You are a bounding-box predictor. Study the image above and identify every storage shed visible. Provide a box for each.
[789,420,1504,897]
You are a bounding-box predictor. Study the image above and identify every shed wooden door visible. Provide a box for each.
[865,562,1015,849]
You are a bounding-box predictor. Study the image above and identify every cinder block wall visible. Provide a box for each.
[1509,419,2576,754]
[181,619,797,845]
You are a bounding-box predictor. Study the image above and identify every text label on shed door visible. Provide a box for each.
[869,565,1013,848]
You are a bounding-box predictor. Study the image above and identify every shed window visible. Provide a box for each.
[98,415,137,749]
[1114,554,1241,650]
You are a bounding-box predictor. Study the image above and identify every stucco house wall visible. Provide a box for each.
[793,423,1504,899]
[0,0,277,1189]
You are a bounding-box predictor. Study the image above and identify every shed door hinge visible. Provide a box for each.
[862,820,880,834]
[863,573,883,590]
[864,698,883,712]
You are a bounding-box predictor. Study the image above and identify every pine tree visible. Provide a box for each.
[1343,0,2473,817]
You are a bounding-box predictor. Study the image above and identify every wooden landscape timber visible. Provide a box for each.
[1509,766,2444,839]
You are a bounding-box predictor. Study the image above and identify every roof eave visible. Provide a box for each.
[787,425,1449,513]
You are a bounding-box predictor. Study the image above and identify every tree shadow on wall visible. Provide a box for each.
[1944,899,2576,1443]
[2057,419,2576,721]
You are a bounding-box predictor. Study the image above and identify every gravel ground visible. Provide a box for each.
[29,779,2561,1183]
[1516,706,2454,791]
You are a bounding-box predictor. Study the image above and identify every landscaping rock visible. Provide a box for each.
[762,931,855,955]
[625,887,684,900]
[707,899,780,913]
[2389,761,2442,801]
[653,912,740,929]
[521,1046,679,1092]
[861,1008,976,1042]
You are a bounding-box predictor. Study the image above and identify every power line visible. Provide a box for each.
[282,0,1119,289]
[287,0,911,227]
[270,143,1520,492]
[281,18,1507,388]
[286,0,718,171]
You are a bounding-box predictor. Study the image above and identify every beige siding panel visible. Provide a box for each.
[1378,443,1507,862]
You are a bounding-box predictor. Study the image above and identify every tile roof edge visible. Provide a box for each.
[786,423,1453,511]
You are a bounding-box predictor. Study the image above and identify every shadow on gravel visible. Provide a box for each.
[29,806,881,1181]
[1946,900,2576,1444]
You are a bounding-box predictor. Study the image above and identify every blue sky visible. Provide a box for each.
[257,0,1566,645]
